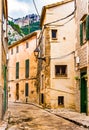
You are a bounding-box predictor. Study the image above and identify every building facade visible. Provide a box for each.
[8,31,40,103]
[0,0,8,119]
[38,0,76,109]
[75,0,89,115]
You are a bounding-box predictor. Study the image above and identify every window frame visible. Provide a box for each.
[51,29,57,40]
[55,65,67,77]
[26,42,29,48]
[16,46,19,53]
[25,59,29,78]
[11,49,13,55]
[25,83,29,97]
[16,62,19,79]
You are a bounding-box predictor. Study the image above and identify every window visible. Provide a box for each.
[51,29,57,39]
[11,49,13,55]
[25,59,29,78]
[55,65,67,77]
[16,62,19,79]
[16,46,19,53]
[26,42,29,48]
[80,15,89,45]
[25,83,29,96]
[58,96,64,105]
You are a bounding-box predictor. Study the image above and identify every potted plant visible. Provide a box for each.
[74,76,80,80]
[82,74,88,80]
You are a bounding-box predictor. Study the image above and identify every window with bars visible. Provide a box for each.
[55,65,67,77]
[25,59,29,78]
[16,62,19,79]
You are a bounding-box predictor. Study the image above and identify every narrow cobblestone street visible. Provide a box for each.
[5,102,88,130]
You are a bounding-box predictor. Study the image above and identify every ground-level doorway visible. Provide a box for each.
[16,83,19,100]
[80,69,87,114]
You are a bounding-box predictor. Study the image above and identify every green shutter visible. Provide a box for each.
[80,23,83,45]
[86,15,89,40]
[25,59,29,78]
[16,62,19,79]
[25,83,29,96]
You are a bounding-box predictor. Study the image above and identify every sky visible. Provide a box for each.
[8,0,61,19]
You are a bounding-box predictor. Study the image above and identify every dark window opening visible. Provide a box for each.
[25,83,29,96]
[25,59,29,78]
[16,62,19,79]
[55,65,67,77]
[11,49,13,55]
[16,46,19,53]
[26,42,29,48]
[41,94,44,104]
[58,96,64,105]
[51,29,57,39]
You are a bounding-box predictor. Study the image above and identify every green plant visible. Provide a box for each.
[74,76,80,80]
[82,74,88,80]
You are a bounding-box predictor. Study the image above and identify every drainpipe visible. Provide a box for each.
[4,65,7,112]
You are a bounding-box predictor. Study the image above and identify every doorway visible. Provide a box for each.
[80,69,87,114]
[16,83,19,100]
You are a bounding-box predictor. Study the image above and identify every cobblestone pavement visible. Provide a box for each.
[3,102,88,130]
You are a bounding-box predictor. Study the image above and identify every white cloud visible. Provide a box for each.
[8,0,34,18]
[8,0,61,19]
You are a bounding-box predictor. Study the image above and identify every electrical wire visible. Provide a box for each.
[32,0,40,18]
[50,51,75,60]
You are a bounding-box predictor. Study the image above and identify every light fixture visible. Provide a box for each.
[34,47,46,61]
[34,47,40,58]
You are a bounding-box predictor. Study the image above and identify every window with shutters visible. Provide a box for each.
[80,15,89,45]
[25,83,29,96]
[25,59,29,78]
[16,62,19,79]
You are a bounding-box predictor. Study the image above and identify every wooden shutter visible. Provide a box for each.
[86,15,89,40]
[16,62,19,79]
[25,83,29,96]
[25,59,29,78]
[80,23,83,45]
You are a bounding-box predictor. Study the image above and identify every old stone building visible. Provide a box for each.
[37,0,76,109]
[0,0,8,119]
[8,31,40,104]
[75,0,89,115]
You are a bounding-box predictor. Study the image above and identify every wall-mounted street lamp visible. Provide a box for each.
[34,47,46,61]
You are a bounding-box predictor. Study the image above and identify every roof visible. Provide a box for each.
[8,31,37,49]
[40,0,74,27]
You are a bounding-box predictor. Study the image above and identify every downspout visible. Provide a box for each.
[4,65,7,112]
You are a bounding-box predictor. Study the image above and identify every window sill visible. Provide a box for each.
[53,77,69,79]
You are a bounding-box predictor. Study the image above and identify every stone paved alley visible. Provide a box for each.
[1,102,89,130]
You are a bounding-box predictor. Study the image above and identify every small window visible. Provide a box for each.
[55,65,67,77]
[58,96,64,105]
[16,46,19,53]
[25,59,29,78]
[51,29,57,39]
[11,49,13,55]
[16,62,19,79]
[26,42,29,48]
[25,83,29,96]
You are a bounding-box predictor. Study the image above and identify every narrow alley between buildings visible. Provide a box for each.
[3,102,88,130]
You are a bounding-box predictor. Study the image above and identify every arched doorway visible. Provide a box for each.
[16,83,19,100]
